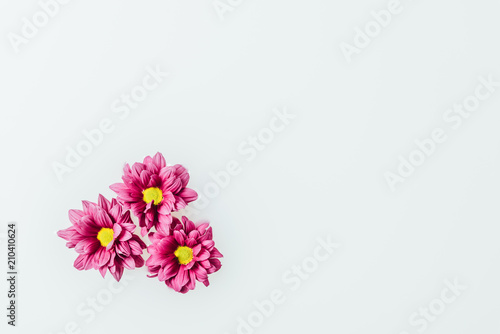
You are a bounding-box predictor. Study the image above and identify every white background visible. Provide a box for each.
[1,0,500,333]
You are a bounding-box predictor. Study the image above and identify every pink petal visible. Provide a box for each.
[140,170,152,188]
[164,178,182,194]
[99,266,108,278]
[192,264,208,282]
[94,248,111,267]
[173,196,187,211]
[210,247,223,258]
[186,270,197,291]
[97,194,110,211]
[178,188,198,203]
[158,261,179,281]
[68,210,84,225]
[75,216,100,236]
[74,254,88,270]
[157,204,173,216]
[200,260,211,269]
[187,230,200,240]
[201,240,215,250]
[133,255,144,268]
[196,249,210,261]
[81,200,96,214]
[173,230,185,246]
[207,259,222,274]
[153,152,166,169]
[75,238,100,254]
[57,227,75,241]
[118,231,132,242]
[110,182,128,194]
[95,208,113,228]
[111,264,124,282]
[129,240,144,255]
[156,220,170,236]
[196,223,210,233]
[116,242,131,256]
[122,256,135,270]
[170,267,189,291]
[192,244,202,256]
[132,163,146,178]
[113,224,123,239]
[186,238,197,248]
[183,217,195,233]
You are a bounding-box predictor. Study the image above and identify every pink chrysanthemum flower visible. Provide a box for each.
[146,216,223,293]
[110,152,198,236]
[57,195,147,281]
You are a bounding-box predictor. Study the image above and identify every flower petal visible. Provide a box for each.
[68,210,84,225]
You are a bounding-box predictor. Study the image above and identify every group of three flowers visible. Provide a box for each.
[58,153,223,294]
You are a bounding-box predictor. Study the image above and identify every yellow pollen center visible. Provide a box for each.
[143,187,163,205]
[174,246,194,265]
[97,228,114,247]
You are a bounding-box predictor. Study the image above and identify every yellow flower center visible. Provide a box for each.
[97,228,114,247]
[143,187,163,205]
[174,246,194,265]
